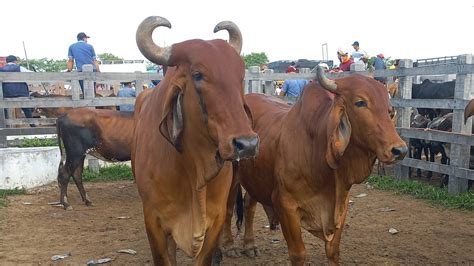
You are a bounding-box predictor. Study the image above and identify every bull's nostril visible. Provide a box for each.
[391,146,408,159]
[233,137,259,159]
[233,138,245,151]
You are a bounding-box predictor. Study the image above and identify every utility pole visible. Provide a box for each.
[322,43,328,62]
[22,41,30,70]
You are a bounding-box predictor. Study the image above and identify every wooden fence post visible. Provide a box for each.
[0,81,6,148]
[82,64,95,100]
[263,69,274,95]
[248,66,261,94]
[134,71,143,95]
[394,59,413,180]
[448,54,473,194]
[82,65,100,172]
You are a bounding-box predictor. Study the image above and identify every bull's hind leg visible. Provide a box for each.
[242,193,260,257]
[70,156,92,206]
[57,162,72,210]
[219,182,242,258]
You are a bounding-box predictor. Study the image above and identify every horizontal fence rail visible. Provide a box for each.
[1,55,473,194]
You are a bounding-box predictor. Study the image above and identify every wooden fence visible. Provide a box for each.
[1,55,473,194]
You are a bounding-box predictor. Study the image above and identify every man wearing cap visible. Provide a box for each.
[117,81,136,112]
[351,41,367,62]
[0,55,35,123]
[67,32,100,93]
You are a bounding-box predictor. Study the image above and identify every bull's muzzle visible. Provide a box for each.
[233,136,259,160]
[391,146,408,160]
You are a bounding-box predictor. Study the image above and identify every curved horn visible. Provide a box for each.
[136,16,172,65]
[316,65,338,93]
[213,21,242,54]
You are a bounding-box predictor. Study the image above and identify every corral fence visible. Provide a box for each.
[1,55,473,194]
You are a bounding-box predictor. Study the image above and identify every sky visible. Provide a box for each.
[2,0,473,65]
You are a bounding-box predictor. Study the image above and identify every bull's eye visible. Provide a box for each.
[355,100,367,108]
[192,72,203,81]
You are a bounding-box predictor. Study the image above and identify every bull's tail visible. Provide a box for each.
[235,184,244,232]
[56,116,66,167]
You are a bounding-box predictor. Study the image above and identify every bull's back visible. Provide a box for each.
[239,94,290,205]
[61,108,134,161]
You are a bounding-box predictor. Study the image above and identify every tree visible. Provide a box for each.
[19,58,68,72]
[242,52,269,68]
[97,53,123,62]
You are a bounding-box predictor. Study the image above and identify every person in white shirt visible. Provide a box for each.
[351,41,367,62]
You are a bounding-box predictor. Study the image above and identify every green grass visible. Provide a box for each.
[18,137,58,147]
[367,175,474,211]
[82,164,133,182]
[0,188,26,208]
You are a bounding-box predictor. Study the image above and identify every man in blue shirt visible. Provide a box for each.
[280,79,308,97]
[0,55,35,124]
[67,32,100,93]
[117,82,136,112]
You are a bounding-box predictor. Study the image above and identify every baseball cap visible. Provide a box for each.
[77,32,90,40]
[352,41,359,46]
[6,55,17,63]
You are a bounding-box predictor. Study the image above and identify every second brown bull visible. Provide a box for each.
[221,66,407,265]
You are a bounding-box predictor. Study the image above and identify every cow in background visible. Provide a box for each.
[408,110,431,178]
[220,66,407,265]
[465,99,474,123]
[56,108,134,210]
[412,79,455,120]
[131,16,259,265]
[32,91,119,119]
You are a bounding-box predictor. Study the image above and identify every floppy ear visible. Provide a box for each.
[244,103,254,128]
[159,86,184,152]
[326,103,352,169]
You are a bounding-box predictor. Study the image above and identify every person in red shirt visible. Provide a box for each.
[286,61,297,73]
[337,49,354,71]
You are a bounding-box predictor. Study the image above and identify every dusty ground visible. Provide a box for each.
[1,178,473,265]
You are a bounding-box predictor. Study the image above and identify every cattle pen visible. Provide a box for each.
[1,54,473,194]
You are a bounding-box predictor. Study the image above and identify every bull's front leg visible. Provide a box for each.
[142,207,172,266]
[274,193,306,266]
[324,197,350,266]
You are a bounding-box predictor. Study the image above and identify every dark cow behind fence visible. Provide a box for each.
[220,66,407,265]
[412,79,455,120]
[56,108,134,210]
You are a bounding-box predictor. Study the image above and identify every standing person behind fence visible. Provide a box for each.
[67,32,100,93]
[362,53,387,84]
[350,41,367,62]
[279,68,308,97]
[0,55,35,124]
[117,81,136,112]
[286,61,297,73]
[337,49,354,72]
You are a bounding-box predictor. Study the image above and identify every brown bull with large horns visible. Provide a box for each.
[131,16,259,265]
[220,66,407,265]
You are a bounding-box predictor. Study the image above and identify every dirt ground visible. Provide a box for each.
[1,177,473,265]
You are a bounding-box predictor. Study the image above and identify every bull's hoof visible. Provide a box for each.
[85,200,93,206]
[242,246,260,257]
[211,247,223,266]
[64,204,73,211]
[222,247,242,258]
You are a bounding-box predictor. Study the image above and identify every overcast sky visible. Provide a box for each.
[2,0,473,65]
